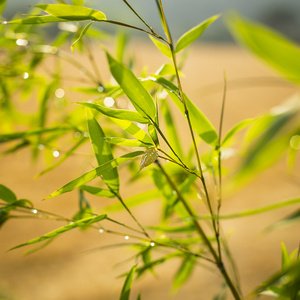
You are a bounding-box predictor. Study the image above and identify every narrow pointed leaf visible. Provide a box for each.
[7,15,68,25]
[111,118,154,145]
[148,124,159,147]
[149,36,172,58]
[176,14,220,53]
[45,151,143,199]
[173,256,196,291]
[0,184,17,203]
[227,13,300,85]
[71,21,94,51]
[87,109,119,191]
[119,264,137,300]
[78,102,149,124]
[103,137,152,148]
[107,53,156,119]
[80,185,115,198]
[138,147,158,172]
[35,4,107,22]
[10,214,107,251]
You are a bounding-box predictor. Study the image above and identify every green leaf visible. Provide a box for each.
[80,185,115,198]
[222,118,256,146]
[78,102,149,124]
[281,242,290,271]
[172,256,196,291]
[0,0,6,15]
[111,118,154,145]
[0,184,17,203]
[10,214,107,251]
[71,21,94,51]
[87,110,119,192]
[35,4,107,22]
[148,124,159,147]
[7,15,69,25]
[226,13,300,85]
[149,36,172,58]
[103,137,152,148]
[119,264,137,300]
[107,52,156,120]
[176,14,220,53]
[116,31,129,63]
[138,147,158,172]
[45,151,143,199]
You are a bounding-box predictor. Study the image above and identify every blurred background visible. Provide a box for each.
[2,0,300,42]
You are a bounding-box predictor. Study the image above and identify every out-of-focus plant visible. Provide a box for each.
[0,1,299,299]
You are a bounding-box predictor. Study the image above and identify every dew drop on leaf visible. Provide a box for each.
[124,235,129,240]
[138,147,158,172]
[99,228,104,233]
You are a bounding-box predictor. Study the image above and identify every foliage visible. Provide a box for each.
[0,1,299,299]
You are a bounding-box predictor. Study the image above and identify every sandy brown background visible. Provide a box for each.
[0,42,300,300]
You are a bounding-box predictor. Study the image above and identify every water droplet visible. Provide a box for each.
[184,113,188,118]
[99,228,104,233]
[172,190,177,195]
[23,72,29,79]
[97,85,104,93]
[69,221,74,225]
[197,193,202,200]
[2,21,7,25]
[104,97,115,108]
[165,159,169,163]
[73,132,82,139]
[55,88,65,98]
[290,135,300,150]
[16,39,28,46]
[53,150,60,158]
[83,132,89,137]
[31,209,38,214]
[150,242,155,247]
[124,235,129,240]
[38,144,45,150]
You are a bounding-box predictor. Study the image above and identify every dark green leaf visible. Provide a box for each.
[45,151,143,199]
[0,184,17,203]
[78,102,149,124]
[119,264,137,300]
[107,52,156,120]
[10,214,107,250]
[227,13,300,85]
[175,15,220,53]
[87,109,119,192]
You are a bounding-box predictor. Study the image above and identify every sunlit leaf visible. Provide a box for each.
[80,185,115,198]
[87,109,119,192]
[107,52,156,120]
[149,35,172,58]
[111,118,154,145]
[7,15,69,25]
[227,13,300,85]
[103,137,152,148]
[71,21,94,51]
[0,184,17,203]
[45,151,143,199]
[176,14,220,53]
[119,264,137,300]
[10,214,107,250]
[0,0,6,15]
[78,102,149,124]
[148,124,159,147]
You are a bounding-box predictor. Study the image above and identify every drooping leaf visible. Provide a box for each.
[149,35,172,58]
[71,21,94,51]
[10,214,107,250]
[45,151,143,199]
[78,102,149,124]
[107,52,156,120]
[138,147,158,172]
[87,109,119,191]
[0,184,17,203]
[35,4,107,22]
[80,185,115,198]
[148,124,159,147]
[111,118,154,145]
[175,14,220,53]
[119,264,137,300]
[227,13,300,85]
[172,256,196,291]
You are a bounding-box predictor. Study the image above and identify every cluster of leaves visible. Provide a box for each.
[0,1,300,299]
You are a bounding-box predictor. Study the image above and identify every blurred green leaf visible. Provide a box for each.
[116,31,129,63]
[148,124,159,147]
[111,118,154,145]
[10,214,107,250]
[103,137,152,148]
[0,0,6,15]
[227,13,300,85]
[78,102,149,124]
[172,256,196,291]
[175,14,220,53]
[0,184,17,203]
[7,15,69,24]
[71,21,93,51]
[107,52,156,120]
[45,151,143,199]
[87,109,119,192]
[149,36,172,58]
[119,264,137,300]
